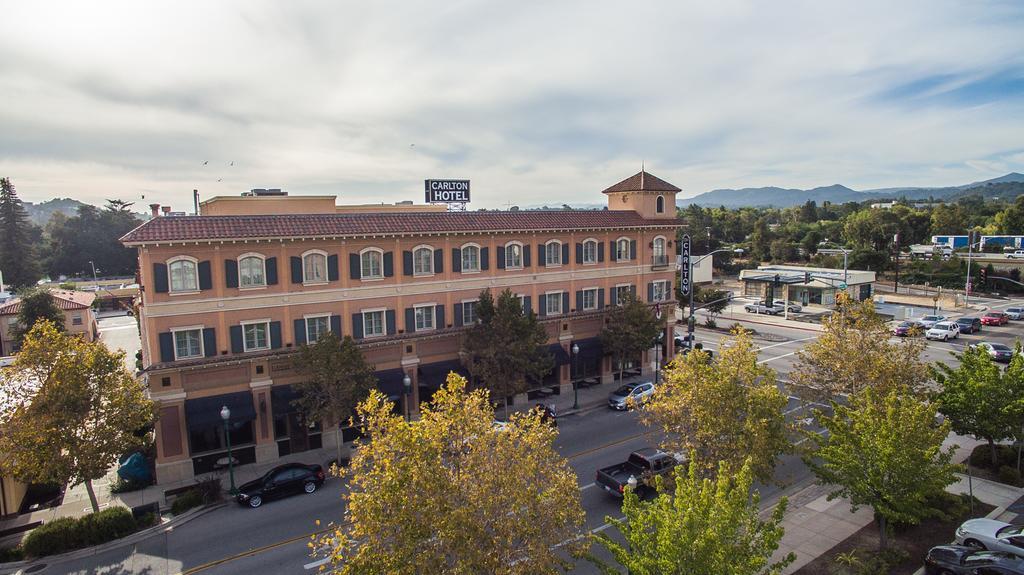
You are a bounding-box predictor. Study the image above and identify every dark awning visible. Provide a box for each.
[546,344,571,366]
[418,360,469,389]
[271,385,302,416]
[572,337,604,360]
[185,391,256,430]
[375,368,407,401]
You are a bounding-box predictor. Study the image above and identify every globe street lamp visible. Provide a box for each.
[654,331,663,385]
[402,373,412,422]
[220,405,237,495]
[571,343,580,410]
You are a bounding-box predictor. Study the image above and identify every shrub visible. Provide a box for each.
[170,490,204,515]
[110,475,150,494]
[704,317,717,329]
[999,465,1022,486]
[0,546,24,562]
[22,507,139,558]
[195,476,223,503]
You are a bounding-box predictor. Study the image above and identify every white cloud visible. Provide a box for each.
[0,0,1022,209]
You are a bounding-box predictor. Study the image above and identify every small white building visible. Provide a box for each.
[739,265,876,307]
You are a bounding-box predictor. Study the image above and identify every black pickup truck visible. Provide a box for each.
[595,448,681,497]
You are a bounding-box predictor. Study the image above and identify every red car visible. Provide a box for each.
[981,312,1010,326]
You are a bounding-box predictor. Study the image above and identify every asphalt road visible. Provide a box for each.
[32,298,1024,575]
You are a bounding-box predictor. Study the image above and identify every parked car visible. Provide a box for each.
[926,321,960,341]
[981,312,1010,326]
[1007,250,1024,259]
[743,303,780,315]
[772,300,802,313]
[595,448,682,497]
[235,463,325,508]
[1005,307,1024,320]
[533,403,557,427]
[891,321,919,337]
[956,317,983,334]
[924,545,1024,575]
[916,315,948,329]
[955,519,1024,555]
[972,342,1016,363]
[608,381,656,410]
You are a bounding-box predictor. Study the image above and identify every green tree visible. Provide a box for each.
[11,286,65,347]
[799,200,818,223]
[0,321,157,512]
[805,388,957,550]
[748,217,772,262]
[462,289,553,416]
[601,291,663,382]
[0,178,40,288]
[800,230,822,259]
[44,201,142,278]
[640,329,790,483]
[292,332,377,463]
[314,374,585,574]
[692,285,730,326]
[790,294,928,399]
[588,458,794,575]
[931,345,1024,467]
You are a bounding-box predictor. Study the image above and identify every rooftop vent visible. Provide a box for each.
[243,188,287,197]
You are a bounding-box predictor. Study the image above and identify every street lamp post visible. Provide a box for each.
[88,260,99,285]
[571,343,580,410]
[220,405,237,495]
[685,248,744,349]
[402,373,412,422]
[653,332,663,385]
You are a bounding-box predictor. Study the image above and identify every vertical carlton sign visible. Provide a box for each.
[679,234,691,297]
[424,180,471,203]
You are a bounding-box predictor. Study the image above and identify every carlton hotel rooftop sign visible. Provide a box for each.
[424,179,470,203]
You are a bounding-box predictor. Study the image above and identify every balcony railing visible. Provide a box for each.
[651,254,670,269]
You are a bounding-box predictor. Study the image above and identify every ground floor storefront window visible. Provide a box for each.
[185,391,258,476]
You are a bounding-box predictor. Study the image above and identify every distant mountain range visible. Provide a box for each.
[22,198,89,226]
[683,172,1024,208]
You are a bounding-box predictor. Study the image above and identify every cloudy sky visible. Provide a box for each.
[1,1,1023,210]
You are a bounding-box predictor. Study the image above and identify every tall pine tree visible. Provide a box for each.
[0,178,40,288]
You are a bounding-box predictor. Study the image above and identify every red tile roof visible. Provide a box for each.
[602,171,681,193]
[0,290,95,315]
[121,210,681,245]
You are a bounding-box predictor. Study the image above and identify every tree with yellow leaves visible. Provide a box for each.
[790,293,927,399]
[0,321,157,513]
[313,373,585,574]
[640,328,790,483]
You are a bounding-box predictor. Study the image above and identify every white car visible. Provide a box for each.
[1007,250,1024,259]
[916,315,948,329]
[955,518,1024,554]
[743,303,780,315]
[1005,307,1024,320]
[772,300,802,313]
[926,321,960,341]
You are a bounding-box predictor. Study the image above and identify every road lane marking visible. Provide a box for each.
[580,482,596,491]
[756,335,817,352]
[758,351,799,364]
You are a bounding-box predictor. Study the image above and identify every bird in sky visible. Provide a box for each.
[203,160,208,165]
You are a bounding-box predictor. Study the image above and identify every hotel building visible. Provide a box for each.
[122,171,683,484]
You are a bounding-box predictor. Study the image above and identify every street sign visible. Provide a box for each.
[679,234,691,297]
[838,282,847,289]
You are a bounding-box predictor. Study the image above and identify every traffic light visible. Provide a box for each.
[979,267,987,286]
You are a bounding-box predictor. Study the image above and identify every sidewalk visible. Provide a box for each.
[770,434,1023,574]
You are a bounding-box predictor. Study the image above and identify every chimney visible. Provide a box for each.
[149,203,161,218]
[193,189,200,215]
[162,206,172,216]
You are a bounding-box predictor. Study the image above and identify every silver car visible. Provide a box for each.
[955,518,1024,554]
[1005,307,1024,320]
[608,381,655,410]
[772,300,802,313]
[916,315,948,329]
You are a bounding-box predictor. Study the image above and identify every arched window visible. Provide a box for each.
[656,195,665,214]
[505,242,523,268]
[461,244,480,272]
[360,248,383,279]
[303,250,327,284]
[238,254,266,287]
[653,237,666,256]
[616,238,631,261]
[413,246,433,275]
[582,239,598,264]
[545,240,561,266]
[168,257,198,293]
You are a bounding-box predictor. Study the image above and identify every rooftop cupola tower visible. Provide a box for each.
[601,169,681,219]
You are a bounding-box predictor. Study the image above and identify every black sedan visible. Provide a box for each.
[924,545,1024,574]
[235,463,325,508]
[956,317,983,334]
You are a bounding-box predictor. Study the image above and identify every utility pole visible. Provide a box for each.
[893,233,900,295]
[965,231,974,307]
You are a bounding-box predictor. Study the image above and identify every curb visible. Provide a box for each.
[0,502,227,573]
[558,401,612,418]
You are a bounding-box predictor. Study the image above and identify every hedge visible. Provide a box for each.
[23,507,144,558]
